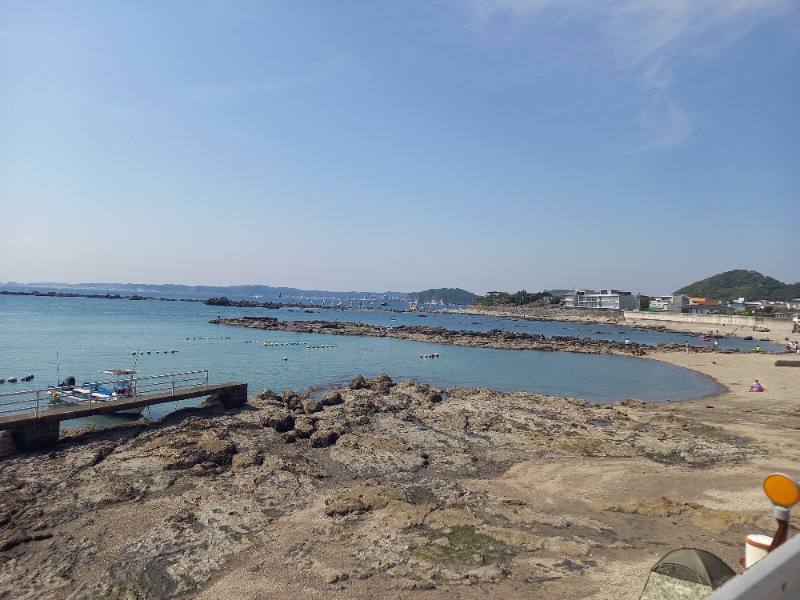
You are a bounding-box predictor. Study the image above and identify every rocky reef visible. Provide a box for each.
[213,317,657,356]
[0,375,765,600]
[214,317,751,356]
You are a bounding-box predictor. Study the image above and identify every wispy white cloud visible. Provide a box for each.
[0,233,50,266]
[462,0,799,148]
[466,0,796,60]
[637,100,694,150]
[1,233,44,249]
[583,1,795,77]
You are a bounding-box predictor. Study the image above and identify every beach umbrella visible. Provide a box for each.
[639,548,735,600]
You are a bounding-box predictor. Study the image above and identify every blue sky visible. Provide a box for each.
[1,1,798,296]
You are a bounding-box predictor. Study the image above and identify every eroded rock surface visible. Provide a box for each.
[0,376,769,599]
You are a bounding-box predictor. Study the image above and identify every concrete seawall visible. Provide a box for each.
[624,312,761,328]
[458,306,797,340]
[623,311,795,337]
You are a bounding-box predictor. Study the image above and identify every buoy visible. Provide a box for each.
[283,356,288,361]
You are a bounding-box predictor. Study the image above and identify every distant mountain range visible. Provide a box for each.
[675,270,800,301]
[1,282,409,301]
[4,272,797,304]
[1,281,490,304]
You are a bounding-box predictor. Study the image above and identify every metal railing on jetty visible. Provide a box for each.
[0,370,210,419]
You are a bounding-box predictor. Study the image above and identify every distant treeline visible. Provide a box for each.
[474,290,562,307]
[0,290,385,312]
[0,289,198,301]
[413,288,478,305]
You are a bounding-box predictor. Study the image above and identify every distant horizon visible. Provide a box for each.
[3,272,798,299]
[0,279,619,296]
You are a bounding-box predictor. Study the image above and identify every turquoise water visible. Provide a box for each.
[0,293,739,426]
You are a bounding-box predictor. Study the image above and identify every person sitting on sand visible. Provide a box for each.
[749,380,764,392]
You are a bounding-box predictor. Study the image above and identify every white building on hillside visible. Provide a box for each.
[649,295,689,312]
[562,289,638,310]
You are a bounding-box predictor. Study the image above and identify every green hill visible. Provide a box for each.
[412,288,477,305]
[675,270,800,301]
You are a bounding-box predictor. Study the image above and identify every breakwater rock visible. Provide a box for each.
[0,376,762,599]
[214,317,652,355]
[204,296,283,309]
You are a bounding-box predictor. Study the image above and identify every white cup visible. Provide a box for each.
[744,534,772,567]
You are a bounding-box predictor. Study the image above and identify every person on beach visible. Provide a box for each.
[749,380,764,392]
[685,342,690,353]
[713,339,719,350]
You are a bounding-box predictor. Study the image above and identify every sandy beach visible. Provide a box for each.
[1,313,799,599]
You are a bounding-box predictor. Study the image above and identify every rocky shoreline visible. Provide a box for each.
[212,315,741,356]
[0,372,773,600]
[2,311,797,599]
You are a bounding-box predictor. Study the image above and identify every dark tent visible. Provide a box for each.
[639,548,736,600]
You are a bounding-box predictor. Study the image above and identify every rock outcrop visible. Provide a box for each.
[217,317,658,355]
[0,375,764,599]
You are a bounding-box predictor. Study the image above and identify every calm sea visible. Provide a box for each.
[2,290,773,427]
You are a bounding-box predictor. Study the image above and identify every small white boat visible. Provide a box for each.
[50,369,143,415]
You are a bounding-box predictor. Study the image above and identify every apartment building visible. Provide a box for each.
[562,289,638,310]
[649,294,689,312]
